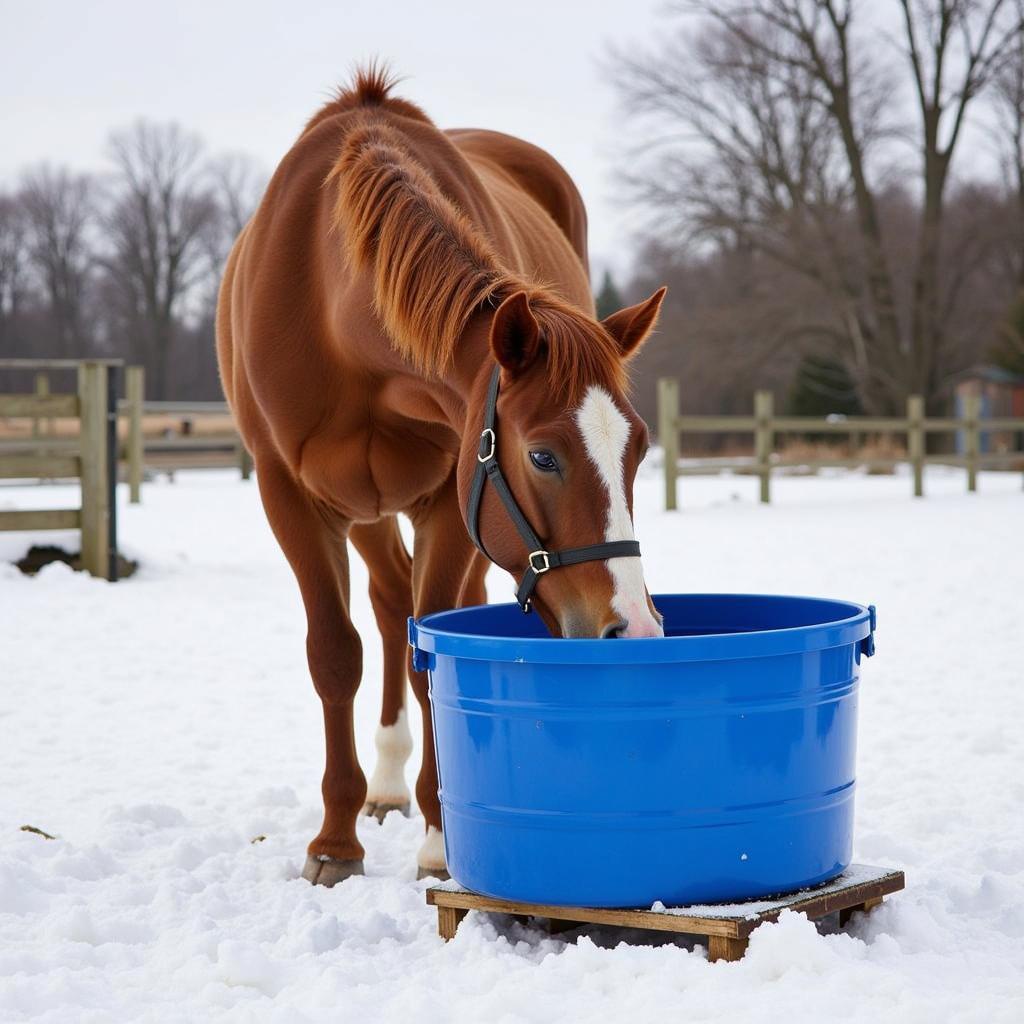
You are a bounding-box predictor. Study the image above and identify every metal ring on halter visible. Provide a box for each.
[477,428,496,463]
[528,550,551,574]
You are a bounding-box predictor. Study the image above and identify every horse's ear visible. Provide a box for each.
[602,286,667,359]
[490,291,541,375]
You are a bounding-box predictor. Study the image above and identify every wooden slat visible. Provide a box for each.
[773,457,902,469]
[0,455,80,479]
[977,418,1024,432]
[425,889,745,938]
[658,378,680,511]
[143,434,240,451]
[0,508,81,531]
[976,452,1024,465]
[772,416,907,432]
[78,363,110,579]
[0,439,79,454]
[675,460,758,475]
[0,394,79,417]
[139,400,231,415]
[708,935,749,962]
[125,365,144,503]
[924,417,1024,432]
[676,416,757,432]
[0,358,122,369]
[924,452,1024,467]
[755,390,773,504]
[136,453,243,470]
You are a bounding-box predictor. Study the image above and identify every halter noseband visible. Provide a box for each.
[465,365,642,613]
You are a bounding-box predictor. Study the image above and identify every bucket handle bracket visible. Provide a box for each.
[860,604,877,658]
[408,617,433,673]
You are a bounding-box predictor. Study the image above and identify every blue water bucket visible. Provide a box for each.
[409,593,875,908]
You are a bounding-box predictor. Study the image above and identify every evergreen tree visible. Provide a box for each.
[595,269,624,320]
[787,355,862,417]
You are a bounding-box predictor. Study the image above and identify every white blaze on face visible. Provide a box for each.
[575,387,663,638]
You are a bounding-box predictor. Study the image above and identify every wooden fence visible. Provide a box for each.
[657,379,1024,510]
[0,362,250,579]
[119,366,250,503]
[0,359,121,579]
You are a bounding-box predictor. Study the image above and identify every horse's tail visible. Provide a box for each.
[302,62,431,137]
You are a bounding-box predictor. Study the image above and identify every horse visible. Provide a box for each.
[216,66,667,884]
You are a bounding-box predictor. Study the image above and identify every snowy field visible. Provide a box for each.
[2,463,1023,1022]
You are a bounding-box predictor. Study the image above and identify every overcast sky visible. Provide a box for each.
[2,0,669,276]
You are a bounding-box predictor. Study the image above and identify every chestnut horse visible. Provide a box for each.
[217,68,666,884]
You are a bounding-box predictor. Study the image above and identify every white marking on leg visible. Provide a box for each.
[575,386,663,638]
[417,824,447,872]
[365,707,413,807]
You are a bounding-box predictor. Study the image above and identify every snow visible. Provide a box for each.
[2,463,1023,1022]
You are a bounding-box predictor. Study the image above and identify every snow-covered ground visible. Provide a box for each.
[2,463,1023,1022]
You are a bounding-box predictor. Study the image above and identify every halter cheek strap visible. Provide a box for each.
[465,365,642,613]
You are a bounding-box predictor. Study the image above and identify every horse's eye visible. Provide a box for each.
[529,450,560,473]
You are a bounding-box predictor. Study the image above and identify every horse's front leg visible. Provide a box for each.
[409,475,486,879]
[256,456,367,886]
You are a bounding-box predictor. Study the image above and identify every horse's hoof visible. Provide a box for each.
[417,866,451,882]
[302,854,364,887]
[361,800,411,824]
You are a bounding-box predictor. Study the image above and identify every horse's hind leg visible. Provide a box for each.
[256,456,367,886]
[349,518,414,823]
[459,551,489,607]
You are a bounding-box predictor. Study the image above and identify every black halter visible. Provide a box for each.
[466,365,642,613]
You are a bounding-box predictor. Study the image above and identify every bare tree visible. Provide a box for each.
[208,152,266,241]
[19,165,97,357]
[613,0,1024,412]
[0,193,29,352]
[992,0,1024,289]
[198,152,266,316]
[103,121,218,398]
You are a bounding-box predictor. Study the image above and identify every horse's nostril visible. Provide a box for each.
[600,620,628,639]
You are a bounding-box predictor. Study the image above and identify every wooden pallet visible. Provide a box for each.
[427,863,904,962]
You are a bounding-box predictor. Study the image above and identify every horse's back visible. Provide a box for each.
[447,128,590,271]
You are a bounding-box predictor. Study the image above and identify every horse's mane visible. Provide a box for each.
[324,69,626,402]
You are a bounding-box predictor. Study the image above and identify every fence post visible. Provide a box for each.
[238,443,253,481]
[963,392,980,493]
[126,365,144,504]
[657,378,680,511]
[32,372,50,441]
[907,395,925,498]
[78,361,112,579]
[754,390,774,504]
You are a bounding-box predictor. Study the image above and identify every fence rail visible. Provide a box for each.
[657,379,1024,510]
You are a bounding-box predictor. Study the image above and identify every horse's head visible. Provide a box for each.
[459,287,667,639]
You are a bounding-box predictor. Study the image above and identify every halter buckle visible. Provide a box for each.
[528,550,551,575]
[477,428,496,463]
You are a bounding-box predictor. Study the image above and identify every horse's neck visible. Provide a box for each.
[432,311,497,432]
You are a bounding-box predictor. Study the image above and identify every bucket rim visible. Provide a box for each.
[411,592,874,665]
